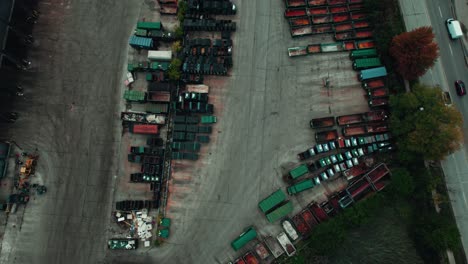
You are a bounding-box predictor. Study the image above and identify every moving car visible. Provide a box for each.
[455,80,466,96]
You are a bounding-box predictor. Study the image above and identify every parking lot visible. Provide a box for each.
[122,1,372,263]
[0,0,382,263]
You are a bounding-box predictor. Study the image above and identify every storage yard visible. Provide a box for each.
[107,0,395,263]
[0,0,397,263]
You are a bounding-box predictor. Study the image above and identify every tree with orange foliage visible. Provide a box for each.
[389,27,439,80]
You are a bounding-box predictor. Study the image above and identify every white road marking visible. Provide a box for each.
[449,44,453,55]
[438,6,442,18]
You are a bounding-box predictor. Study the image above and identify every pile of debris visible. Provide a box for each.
[114,209,155,248]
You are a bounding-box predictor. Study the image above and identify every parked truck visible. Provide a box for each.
[366,163,390,185]
[266,201,294,223]
[301,208,319,229]
[292,213,311,237]
[108,239,137,250]
[297,147,316,160]
[309,202,329,222]
[368,97,389,108]
[121,112,166,125]
[186,84,209,93]
[362,78,385,89]
[358,66,387,81]
[288,164,309,180]
[264,236,284,259]
[343,122,388,136]
[368,87,389,98]
[254,242,270,260]
[147,91,171,103]
[337,110,388,126]
[258,189,286,214]
[350,48,377,59]
[310,116,335,128]
[347,178,373,201]
[315,129,339,143]
[341,162,366,180]
[147,50,172,61]
[282,219,299,241]
[231,227,257,251]
[243,252,259,264]
[287,179,314,195]
[145,103,169,114]
[130,124,159,134]
[276,232,296,257]
[352,57,382,70]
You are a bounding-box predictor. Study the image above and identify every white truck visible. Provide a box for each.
[264,236,284,259]
[281,220,299,241]
[147,50,172,61]
[446,18,463,39]
[276,232,296,257]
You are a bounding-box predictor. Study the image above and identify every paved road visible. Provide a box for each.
[0,1,141,263]
[400,0,468,260]
[425,0,468,260]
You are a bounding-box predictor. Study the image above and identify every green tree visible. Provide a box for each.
[175,25,184,39]
[167,58,182,81]
[172,41,182,54]
[390,167,415,197]
[389,83,463,162]
[177,0,187,22]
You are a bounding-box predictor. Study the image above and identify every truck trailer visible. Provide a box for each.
[315,129,339,143]
[352,57,382,70]
[310,116,335,128]
[358,66,387,81]
[148,50,172,61]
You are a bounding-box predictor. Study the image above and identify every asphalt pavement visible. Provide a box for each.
[399,0,468,260]
[0,0,141,263]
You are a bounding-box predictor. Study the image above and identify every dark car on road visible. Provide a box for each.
[455,80,466,96]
